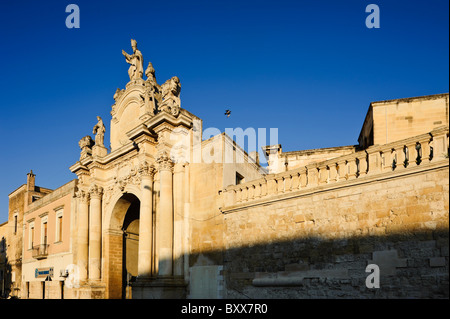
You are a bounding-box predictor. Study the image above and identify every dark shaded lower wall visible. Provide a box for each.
[223,231,449,298]
[220,165,449,298]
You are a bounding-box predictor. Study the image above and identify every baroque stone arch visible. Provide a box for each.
[103,186,141,299]
[114,87,145,120]
[104,184,142,233]
[110,85,148,150]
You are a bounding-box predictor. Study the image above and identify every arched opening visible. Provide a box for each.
[121,197,140,299]
[106,192,140,299]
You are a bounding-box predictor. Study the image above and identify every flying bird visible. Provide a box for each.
[225,109,231,118]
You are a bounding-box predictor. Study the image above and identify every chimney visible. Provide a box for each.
[249,151,260,165]
[27,170,35,191]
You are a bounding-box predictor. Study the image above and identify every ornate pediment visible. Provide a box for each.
[110,40,183,151]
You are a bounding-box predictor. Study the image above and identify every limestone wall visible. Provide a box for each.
[219,126,449,298]
[222,166,448,298]
[268,145,357,174]
[359,93,449,149]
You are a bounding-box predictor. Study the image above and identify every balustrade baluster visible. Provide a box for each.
[357,153,368,177]
[318,165,328,184]
[291,172,300,190]
[306,165,319,187]
[347,158,358,179]
[300,170,307,188]
[337,161,347,181]
[329,163,338,182]
[236,188,242,203]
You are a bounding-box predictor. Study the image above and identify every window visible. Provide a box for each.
[55,208,64,243]
[58,216,63,242]
[42,221,48,245]
[55,215,63,242]
[29,223,35,249]
[40,214,48,246]
[236,172,245,185]
[13,214,18,234]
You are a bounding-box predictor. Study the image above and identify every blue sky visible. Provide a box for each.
[0,0,448,222]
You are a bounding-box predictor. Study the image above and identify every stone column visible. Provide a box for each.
[157,152,174,276]
[76,189,90,282]
[88,184,103,280]
[138,161,155,278]
[173,163,185,277]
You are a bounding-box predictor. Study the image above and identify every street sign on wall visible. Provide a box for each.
[35,267,54,279]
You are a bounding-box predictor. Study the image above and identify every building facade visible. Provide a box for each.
[0,40,448,299]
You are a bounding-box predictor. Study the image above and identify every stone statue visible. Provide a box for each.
[122,39,144,81]
[145,62,159,88]
[78,135,94,160]
[140,87,157,116]
[93,116,106,147]
[160,76,181,116]
[141,62,161,117]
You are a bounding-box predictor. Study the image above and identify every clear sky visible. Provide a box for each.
[0,0,448,222]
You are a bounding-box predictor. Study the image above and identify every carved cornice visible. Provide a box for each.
[144,108,193,133]
[126,124,157,143]
[107,162,142,196]
[156,151,174,172]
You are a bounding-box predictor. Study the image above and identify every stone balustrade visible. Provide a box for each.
[220,126,449,211]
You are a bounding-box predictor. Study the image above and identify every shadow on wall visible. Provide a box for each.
[186,228,449,299]
[0,237,14,299]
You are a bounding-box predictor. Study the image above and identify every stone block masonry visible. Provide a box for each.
[220,132,449,298]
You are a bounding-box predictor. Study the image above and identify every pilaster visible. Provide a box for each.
[76,189,90,282]
[88,184,103,281]
[156,151,174,277]
[137,161,156,278]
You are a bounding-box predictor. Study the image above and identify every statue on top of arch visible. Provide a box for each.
[122,39,144,82]
[121,39,181,117]
[159,76,181,117]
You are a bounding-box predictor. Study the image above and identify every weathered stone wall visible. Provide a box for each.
[103,231,123,299]
[221,163,449,298]
[359,93,449,149]
[6,186,26,298]
[272,145,357,174]
[25,275,78,299]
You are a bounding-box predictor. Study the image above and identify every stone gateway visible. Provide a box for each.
[0,40,448,299]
